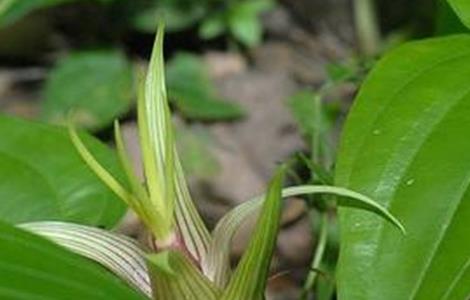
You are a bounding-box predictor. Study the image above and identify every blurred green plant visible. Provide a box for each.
[199,0,273,47]
[41,50,134,129]
[0,0,113,27]
[131,0,211,33]
[166,53,245,120]
[0,0,274,47]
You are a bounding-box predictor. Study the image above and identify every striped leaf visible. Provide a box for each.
[0,221,147,300]
[147,250,221,300]
[142,24,211,262]
[220,166,285,300]
[68,24,212,258]
[20,221,152,298]
[207,185,405,288]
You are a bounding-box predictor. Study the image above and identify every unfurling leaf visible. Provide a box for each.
[220,166,285,300]
[147,251,221,300]
[144,25,212,261]
[68,25,212,258]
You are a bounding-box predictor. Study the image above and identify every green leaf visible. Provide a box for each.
[132,1,207,33]
[0,0,113,27]
[0,114,126,228]
[336,35,470,300]
[147,250,221,300]
[436,0,468,35]
[206,184,404,288]
[199,14,226,40]
[228,0,273,47]
[166,53,245,120]
[20,221,151,298]
[42,50,133,129]
[448,0,470,29]
[143,25,212,262]
[221,166,285,300]
[0,221,147,300]
[0,0,67,27]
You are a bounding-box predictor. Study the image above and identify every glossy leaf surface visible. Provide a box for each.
[336,35,470,300]
[0,221,147,300]
[448,0,470,29]
[0,115,126,227]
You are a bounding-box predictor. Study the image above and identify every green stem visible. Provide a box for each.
[311,93,323,166]
[354,0,381,56]
[301,213,329,299]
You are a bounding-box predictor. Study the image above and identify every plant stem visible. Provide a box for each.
[311,93,323,165]
[301,93,328,299]
[354,0,381,56]
[301,213,329,299]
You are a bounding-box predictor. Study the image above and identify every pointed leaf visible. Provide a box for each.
[20,221,152,298]
[0,221,147,300]
[147,250,221,300]
[220,166,285,300]
[69,123,133,205]
[143,25,212,262]
[207,185,404,288]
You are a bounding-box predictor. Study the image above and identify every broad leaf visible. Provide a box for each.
[42,50,133,129]
[0,221,147,300]
[336,35,470,300]
[0,114,126,227]
[166,53,244,120]
[20,221,151,298]
[448,0,470,29]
